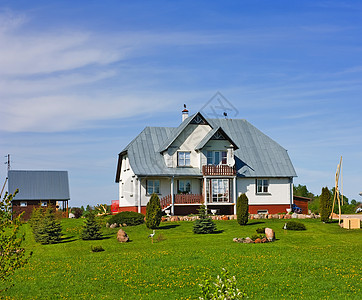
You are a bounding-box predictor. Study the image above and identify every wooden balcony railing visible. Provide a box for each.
[160,194,204,209]
[202,165,236,176]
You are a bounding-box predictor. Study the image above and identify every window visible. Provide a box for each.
[178,151,191,166]
[178,180,191,194]
[147,180,160,195]
[20,201,27,207]
[206,179,229,202]
[206,151,227,165]
[41,201,48,207]
[257,179,269,194]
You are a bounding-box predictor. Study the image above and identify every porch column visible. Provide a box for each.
[233,177,237,215]
[171,177,175,215]
[138,177,141,214]
[203,177,207,204]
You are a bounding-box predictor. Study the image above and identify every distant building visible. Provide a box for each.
[115,109,297,215]
[8,170,70,220]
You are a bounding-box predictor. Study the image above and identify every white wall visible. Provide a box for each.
[118,155,138,207]
[237,177,291,205]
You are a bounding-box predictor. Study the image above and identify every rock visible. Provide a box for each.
[117,229,129,243]
[268,214,273,219]
[254,238,261,243]
[122,223,127,227]
[250,215,254,219]
[244,237,253,244]
[106,223,110,228]
[265,228,275,241]
[261,237,268,243]
[68,213,75,219]
[298,214,306,219]
[253,214,260,219]
[292,213,298,219]
[110,223,118,229]
[285,214,291,219]
[222,216,229,220]
[272,214,279,219]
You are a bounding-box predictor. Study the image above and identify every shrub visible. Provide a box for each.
[71,207,83,219]
[81,212,102,240]
[236,193,248,225]
[108,211,145,227]
[199,268,246,299]
[284,221,306,231]
[251,233,265,241]
[193,205,217,234]
[320,187,332,222]
[91,245,105,252]
[145,194,162,229]
[30,206,62,244]
[256,227,266,234]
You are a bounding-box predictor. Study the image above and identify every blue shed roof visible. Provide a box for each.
[8,170,70,200]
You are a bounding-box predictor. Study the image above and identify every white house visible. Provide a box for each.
[115,109,297,215]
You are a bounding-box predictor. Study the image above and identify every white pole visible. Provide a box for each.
[138,177,141,214]
[233,177,237,215]
[171,177,175,215]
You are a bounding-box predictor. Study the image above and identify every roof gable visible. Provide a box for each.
[195,126,239,151]
[158,112,212,153]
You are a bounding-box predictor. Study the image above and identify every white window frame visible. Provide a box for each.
[178,151,191,167]
[206,151,227,165]
[256,179,269,194]
[206,178,230,202]
[147,179,160,195]
[178,179,191,194]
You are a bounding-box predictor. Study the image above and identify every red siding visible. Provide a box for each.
[116,206,147,215]
[249,204,290,214]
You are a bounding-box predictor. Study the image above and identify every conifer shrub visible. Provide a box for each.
[81,212,102,240]
[284,221,306,231]
[320,187,332,222]
[91,245,105,252]
[108,211,145,227]
[236,193,249,225]
[193,205,217,234]
[145,193,162,229]
[30,206,62,244]
[256,227,266,234]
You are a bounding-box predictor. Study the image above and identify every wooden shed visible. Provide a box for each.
[293,195,311,214]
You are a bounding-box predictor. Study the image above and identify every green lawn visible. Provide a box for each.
[2,218,361,299]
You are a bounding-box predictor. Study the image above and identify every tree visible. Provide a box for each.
[319,187,332,222]
[293,184,315,198]
[0,189,31,289]
[236,193,249,225]
[193,205,217,234]
[81,212,102,240]
[145,193,162,229]
[30,206,62,244]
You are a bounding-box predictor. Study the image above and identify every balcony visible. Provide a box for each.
[202,165,236,176]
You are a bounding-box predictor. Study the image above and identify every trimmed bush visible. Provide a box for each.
[236,193,249,225]
[193,205,217,234]
[145,194,162,229]
[284,221,306,231]
[320,187,332,222]
[91,245,105,252]
[81,212,102,240]
[108,211,145,227]
[251,233,265,241]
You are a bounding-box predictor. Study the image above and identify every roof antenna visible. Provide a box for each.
[4,154,11,172]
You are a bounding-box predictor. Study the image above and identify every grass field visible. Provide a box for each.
[2,218,361,299]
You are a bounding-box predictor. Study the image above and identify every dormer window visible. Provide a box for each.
[178,151,191,167]
[207,151,227,165]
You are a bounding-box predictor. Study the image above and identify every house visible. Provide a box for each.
[115,109,297,215]
[8,170,70,220]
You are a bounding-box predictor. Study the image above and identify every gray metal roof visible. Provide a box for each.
[8,170,70,200]
[116,113,297,180]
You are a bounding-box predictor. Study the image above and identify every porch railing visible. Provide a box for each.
[160,194,204,209]
[202,165,236,176]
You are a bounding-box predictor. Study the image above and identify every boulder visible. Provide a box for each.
[285,214,292,219]
[265,228,275,241]
[110,223,118,229]
[254,238,261,243]
[261,237,268,243]
[292,213,298,219]
[244,237,253,244]
[122,223,127,227]
[222,216,229,220]
[117,229,129,243]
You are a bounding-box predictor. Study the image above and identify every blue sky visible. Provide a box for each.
[0,0,361,207]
